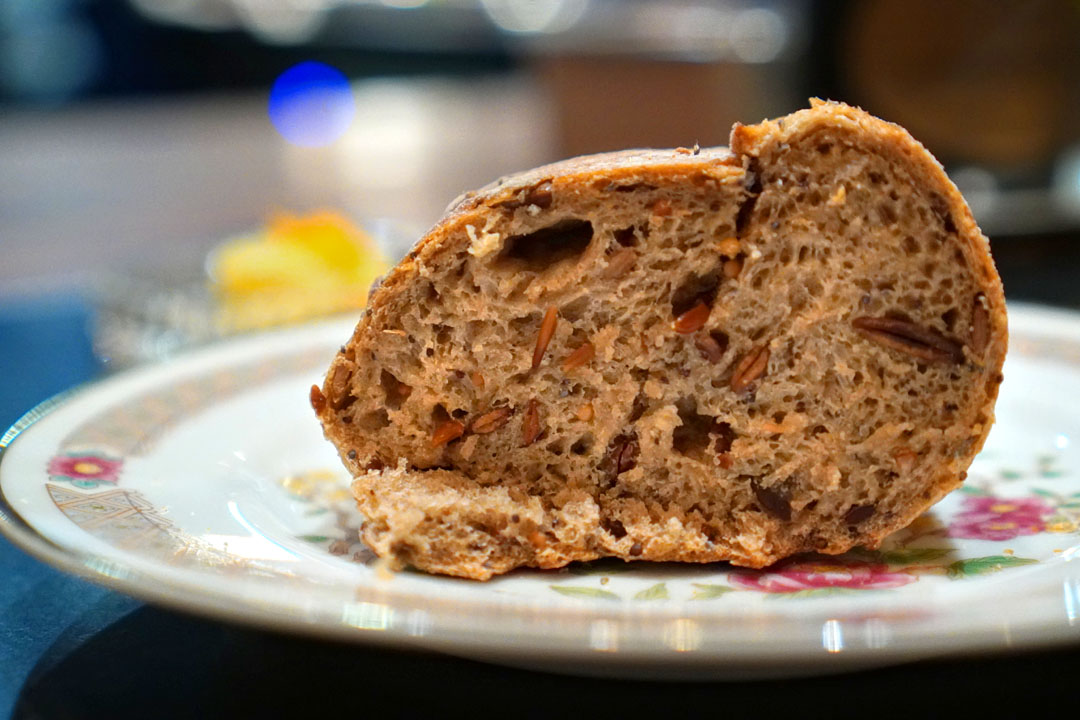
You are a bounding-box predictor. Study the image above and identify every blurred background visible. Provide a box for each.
[2,5,1079,714]
[2,0,1080,429]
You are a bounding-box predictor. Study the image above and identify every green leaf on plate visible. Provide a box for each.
[298,535,330,543]
[999,469,1023,480]
[550,585,619,600]
[690,584,734,600]
[960,485,992,495]
[633,583,669,601]
[946,556,1038,579]
[1032,488,1059,499]
[879,548,951,565]
[1036,456,1064,478]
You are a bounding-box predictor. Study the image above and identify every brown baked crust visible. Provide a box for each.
[314,100,1007,580]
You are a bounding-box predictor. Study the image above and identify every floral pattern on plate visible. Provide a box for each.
[47,451,123,488]
[543,479,1073,602]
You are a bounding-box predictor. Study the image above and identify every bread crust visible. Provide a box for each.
[315,101,1007,580]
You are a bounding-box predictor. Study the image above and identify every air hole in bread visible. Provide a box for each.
[434,324,452,345]
[358,409,390,432]
[414,281,439,320]
[614,225,638,247]
[671,270,722,316]
[751,477,792,521]
[560,296,590,323]
[931,193,958,234]
[510,313,538,335]
[735,164,762,235]
[941,307,959,332]
[713,422,735,455]
[380,370,410,410]
[497,219,594,272]
[695,329,729,363]
[673,399,720,460]
[878,201,898,225]
[602,517,628,539]
[570,434,593,455]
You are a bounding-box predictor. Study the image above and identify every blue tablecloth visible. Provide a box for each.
[2,292,1079,719]
[0,292,113,716]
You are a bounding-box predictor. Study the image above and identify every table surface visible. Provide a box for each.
[4,87,1080,719]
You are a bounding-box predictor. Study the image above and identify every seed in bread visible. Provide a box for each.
[313,100,1007,580]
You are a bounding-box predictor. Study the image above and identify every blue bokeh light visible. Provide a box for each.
[268,61,356,147]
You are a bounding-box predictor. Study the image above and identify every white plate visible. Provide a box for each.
[3,304,1080,680]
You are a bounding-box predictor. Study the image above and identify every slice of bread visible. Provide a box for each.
[312,100,1007,580]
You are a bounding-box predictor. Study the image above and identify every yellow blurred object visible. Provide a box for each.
[209,210,389,331]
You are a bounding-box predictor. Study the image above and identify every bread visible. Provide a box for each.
[312,100,1007,580]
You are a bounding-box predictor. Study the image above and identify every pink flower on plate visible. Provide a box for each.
[47,453,123,488]
[947,495,1051,541]
[729,560,917,594]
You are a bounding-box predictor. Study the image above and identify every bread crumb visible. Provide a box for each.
[593,325,621,362]
[458,434,478,460]
[373,556,397,581]
[466,215,502,258]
